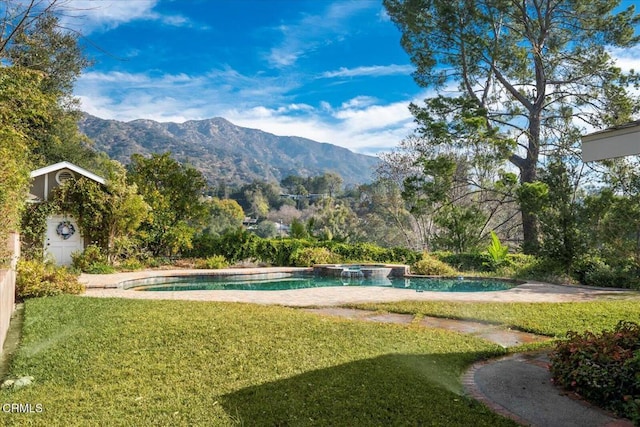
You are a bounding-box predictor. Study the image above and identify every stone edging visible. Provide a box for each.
[461,354,533,426]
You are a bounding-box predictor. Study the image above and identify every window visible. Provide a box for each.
[55,169,75,184]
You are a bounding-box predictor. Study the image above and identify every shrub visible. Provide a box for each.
[508,255,571,283]
[71,245,109,273]
[16,260,84,300]
[195,255,229,269]
[290,247,342,267]
[412,252,458,276]
[117,258,144,271]
[389,246,421,264]
[253,238,312,266]
[572,255,640,289]
[85,263,116,274]
[550,321,640,422]
[434,252,494,272]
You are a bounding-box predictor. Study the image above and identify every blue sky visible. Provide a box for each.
[66,0,640,155]
[66,0,421,155]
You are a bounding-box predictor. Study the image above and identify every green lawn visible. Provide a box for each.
[1,296,514,426]
[346,300,640,337]
[3,297,639,426]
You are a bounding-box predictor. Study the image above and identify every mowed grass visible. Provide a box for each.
[0,296,516,426]
[346,300,640,337]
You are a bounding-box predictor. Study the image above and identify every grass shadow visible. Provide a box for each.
[220,352,517,426]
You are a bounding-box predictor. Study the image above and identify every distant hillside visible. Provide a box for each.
[78,114,379,186]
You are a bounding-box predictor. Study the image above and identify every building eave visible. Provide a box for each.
[29,161,106,185]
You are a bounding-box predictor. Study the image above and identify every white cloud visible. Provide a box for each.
[377,8,391,22]
[265,1,376,68]
[57,0,190,33]
[223,97,417,154]
[75,66,420,154]
[321,64,414,78]
[609,45,640,73]
[340,96,378,109]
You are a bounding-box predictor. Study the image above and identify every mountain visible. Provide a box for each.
[78,114,379,186]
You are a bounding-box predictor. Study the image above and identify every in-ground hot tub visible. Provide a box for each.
[312,264,402,279]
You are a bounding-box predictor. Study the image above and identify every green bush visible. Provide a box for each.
[71,245,109,273]
[324,242,420,264]
[117,258,144,271]
[412,252,458,276]
[572,255,640,289]
[253,238,312,266]
[434,252,495,272]
[550,321,640,422]
[16,260,84,300]
[190,230,421,267]
[290,247,342,267]
[389,246,421,264]
[195,255,229,269]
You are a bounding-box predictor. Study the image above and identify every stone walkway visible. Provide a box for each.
[301,307,632,426]
[302,307,550,348]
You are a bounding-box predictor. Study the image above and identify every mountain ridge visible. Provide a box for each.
[78,114,379,186]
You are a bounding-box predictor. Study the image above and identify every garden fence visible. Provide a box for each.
[0,232,19,354]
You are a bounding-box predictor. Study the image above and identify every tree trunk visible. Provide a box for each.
[521,112,541,254]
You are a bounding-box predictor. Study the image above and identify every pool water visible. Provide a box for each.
[133,275,517,292]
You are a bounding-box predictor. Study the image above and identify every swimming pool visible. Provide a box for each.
[131,274,518,293]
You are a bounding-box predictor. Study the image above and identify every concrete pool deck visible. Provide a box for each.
[79,267,640,306]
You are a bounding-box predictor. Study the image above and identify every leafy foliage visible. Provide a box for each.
[434,252,495,273]
[550,321,640,422]
[127,152,208,256]
[20,202,57,261]
[70,245,114,274]
[572,255,640,289]
[55,161,149,262]
[204,197,244,236]
[433,204,487,253]
[16,260,84,300]
[0,67,56,263]
[194,255,229,269]
[487,231,509,266]
[412,252,458,276]
[290,247,341,267]
[384,0,640,252]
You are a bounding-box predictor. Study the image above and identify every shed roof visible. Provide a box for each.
[582,120,640,162]
[30,161,106,185]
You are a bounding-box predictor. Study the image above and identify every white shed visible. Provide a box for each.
[582,120,640,162]
[28,162,106,265]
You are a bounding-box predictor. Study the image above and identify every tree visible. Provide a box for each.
[309,198,360,242]
[127,153,208,256]
[254,220,278,238]
[7,10,90,98]
[204,197,244,236]
[384,0,640,252]
[233,180,283,217]
[433,204,487,253]
[0,2,98,170]
[0,1,62,58]
[353,179,414,248]
[0,66,55,257]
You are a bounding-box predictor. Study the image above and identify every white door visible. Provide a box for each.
[45,215,84,265]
